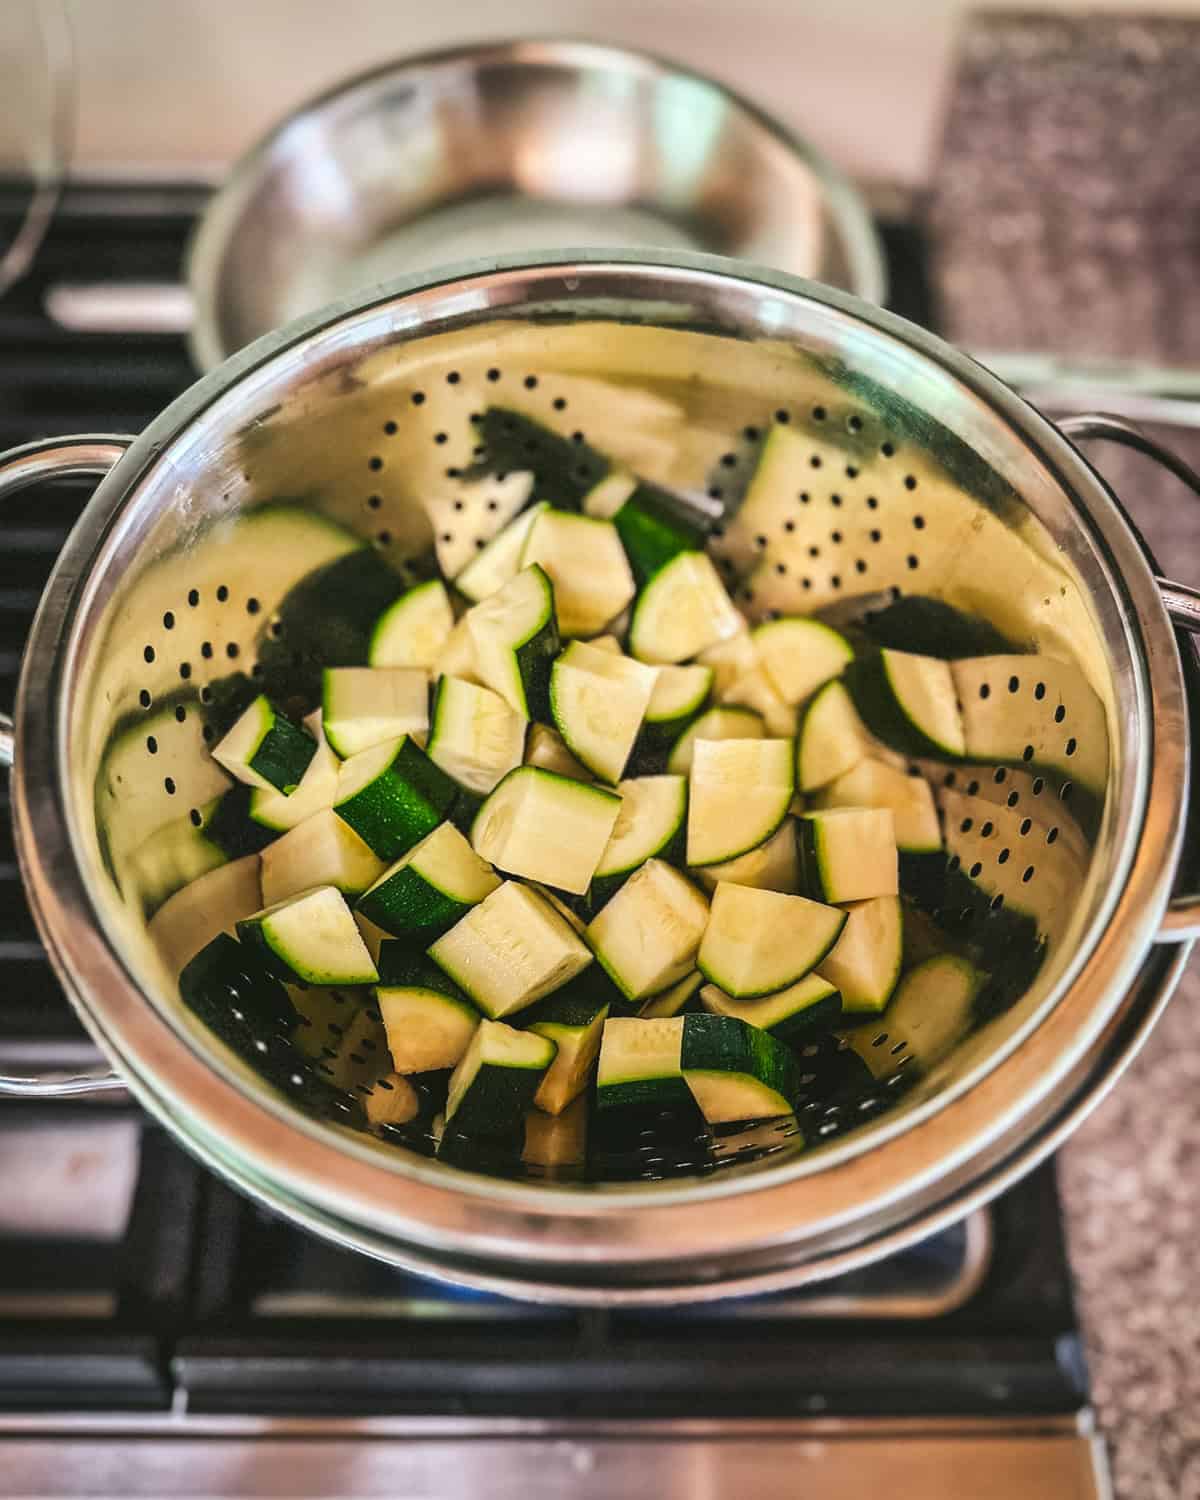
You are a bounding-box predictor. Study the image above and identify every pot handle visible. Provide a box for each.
[1057,413,1200,942]
[0,435,133,1097]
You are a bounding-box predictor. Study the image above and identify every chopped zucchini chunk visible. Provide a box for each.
[445,1019,557,1136]
[681,1013,800,1123]
[698,883,846,999]
[586,858,710,1001]
[467,563,560,719]
[519,507,636,637]
[454,501,548,604]
[428,880,593,1019]
[697,630,761,696]
[797,807,899,904]
[700,972,842,1045]
[375,948,481,1074]
[597,1015,688,1111]
[426,675,525,794]
[687,737,794,866]
[717,665,796,737]
[321,667,429,758]
[178,932,297,1039]
[592,775,687,902]
[524,722,590,781]
[250,710,341,832]
[369,579,454,669]
[237,886,379,986]
[693,818,799,895]
[666,705,764,776]
[637,662,713,761]
[847,648,965,759]
[260,807,386,907]
[364,1073,422,1128]
[212,695,315,794]
[812,758,941,853]
[523,1096,588,1169]
[848,954,984,1076]
[149,854,263,976]
[639,970,704,1018]
[816,894,904,1013]
[752,617,854,705]
[356,820,500,938]
[471,765,622,895]
[629,551,743,664]
[550,639,658,783]
[436,611,482,684]
[524,971,613,1114]
[611,481,707,585]
[796,679,870,792]
[333,735,458,861]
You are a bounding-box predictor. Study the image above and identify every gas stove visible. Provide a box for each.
[0,182,1108,1497]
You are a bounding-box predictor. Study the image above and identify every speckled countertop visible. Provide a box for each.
[929,15,1200,1497]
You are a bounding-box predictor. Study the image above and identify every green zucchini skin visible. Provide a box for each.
[613,483,707,587]
[843,653,962,761]
[203,786,279,858]
[335,737,458,862]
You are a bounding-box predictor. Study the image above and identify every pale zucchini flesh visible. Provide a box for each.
[375,951,481,1074]
[693,818,799,895]
[467,563,560,719]
[237,885,379,987]
[686,737,794,866]
[426,675,526,794]
[594,775,688,885]
[699,972,841,1044]
[454,501,548,604]
[150,853,263,977]
[321,667,430,759]
[813,758,941,854]
[698,882,846,999]
[796,807,899,904]
[523,722,590,781]
[523,1096,588,1169]
[717,664,796,737]
[519,507,636,637]
[817,894,904,1013]
[550,639,658,783]
[666,705,764,776]
[848,649,966,760]
[428,880,593,1019]
[260,807,386,907]
[796,680,869,792]
[586,858,710,1001]
[471,765,622,895]
[629,551,744,664]
[369,579,454,668]
[639,970,704,1018]
[596,1014,686,1110]
[752,617,854,706]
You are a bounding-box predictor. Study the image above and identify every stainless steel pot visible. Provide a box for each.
[1,251,1198,1303]
[185,38,887,368]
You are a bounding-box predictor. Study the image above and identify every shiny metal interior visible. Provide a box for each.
[186,39,886,370]
[8,254,1189,1299]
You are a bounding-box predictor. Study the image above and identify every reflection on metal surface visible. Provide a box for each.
[0,1415,1109,1500]
[186,40,886,368]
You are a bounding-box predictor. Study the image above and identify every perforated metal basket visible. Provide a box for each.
[2,252,1200,1302]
